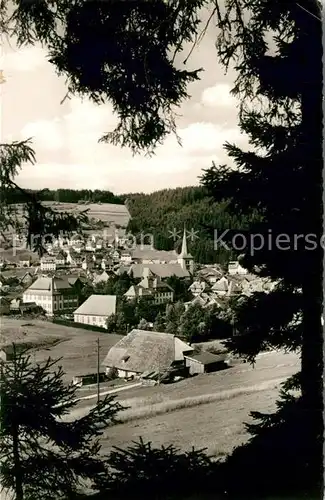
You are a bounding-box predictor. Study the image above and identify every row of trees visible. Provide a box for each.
[104,296,232,343]
[5,188,124,206]
[153,302,232,343]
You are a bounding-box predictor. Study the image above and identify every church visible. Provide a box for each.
[128,227,194,280]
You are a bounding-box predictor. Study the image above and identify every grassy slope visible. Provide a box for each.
[0,318,122,382]
[71,351,299,458]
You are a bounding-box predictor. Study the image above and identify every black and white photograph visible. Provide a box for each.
[0,1,323,499]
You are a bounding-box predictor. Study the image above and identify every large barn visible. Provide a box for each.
[102,329,193,379]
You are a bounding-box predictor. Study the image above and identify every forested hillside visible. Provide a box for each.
[124,186,261,265]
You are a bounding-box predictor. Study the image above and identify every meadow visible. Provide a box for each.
[0,318,122,383]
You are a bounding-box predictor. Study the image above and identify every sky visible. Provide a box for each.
[1,6,248,195]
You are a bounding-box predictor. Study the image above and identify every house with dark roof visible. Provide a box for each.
[22,276,79,315]
[0,344,28,362]
[101,256,113,271]
[102,329,193,379]
[73,294,116,329]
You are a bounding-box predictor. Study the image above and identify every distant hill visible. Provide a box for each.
[124,186,261,265]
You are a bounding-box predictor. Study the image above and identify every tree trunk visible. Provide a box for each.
[11,346,24,500]
[301,276,323,413]
[12,423,24,500]
[299,0,323,418]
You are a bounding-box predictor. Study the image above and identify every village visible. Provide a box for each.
[0,208,279,391]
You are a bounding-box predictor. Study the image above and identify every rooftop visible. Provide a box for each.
[74,294,116,317]
[102,329,192,373]
[185,351,227,365]
[130,263,189,279]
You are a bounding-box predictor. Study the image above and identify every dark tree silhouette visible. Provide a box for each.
[0,344,123,500]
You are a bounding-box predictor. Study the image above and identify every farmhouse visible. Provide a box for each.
[73,294,117,329]
[102,329,193,379]
[184,352,228,375]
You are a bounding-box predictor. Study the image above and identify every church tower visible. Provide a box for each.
[177,227,194,275]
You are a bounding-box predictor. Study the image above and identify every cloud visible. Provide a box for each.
[21,119,64,151]
[18,97,245,192]
[3,46,47,73]
[201,83,237,108]
[179,122,242,153]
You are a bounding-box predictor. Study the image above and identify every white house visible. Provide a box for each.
[85,239,96,252]
[40,256,57,271]
[228,260,248,275]
[73,294,117,329]
[23,276,79,315]
[120,251,132,264]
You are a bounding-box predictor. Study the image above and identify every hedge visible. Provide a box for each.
[51,318,109,333]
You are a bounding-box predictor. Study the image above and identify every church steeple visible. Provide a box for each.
[177,226,194,274]
[180,226,188,257]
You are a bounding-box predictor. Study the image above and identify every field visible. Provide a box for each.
[0,318,300,461]
[72,350,300,458]
[0,318,122,383]
[11,202,131,227]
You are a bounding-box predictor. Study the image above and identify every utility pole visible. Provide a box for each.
[96,338,100,404]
